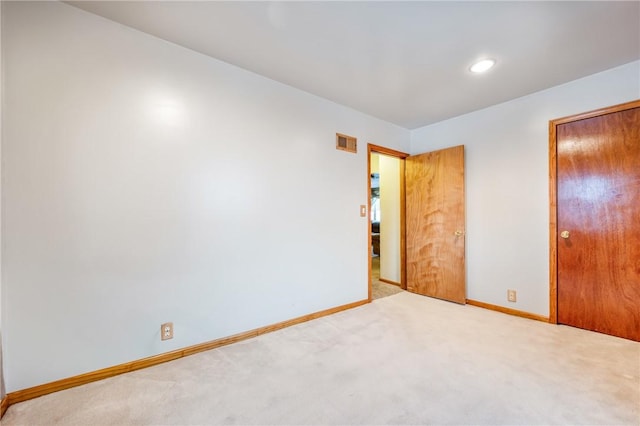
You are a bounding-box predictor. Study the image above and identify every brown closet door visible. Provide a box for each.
[557,106,640,341]
[406,145,465,304]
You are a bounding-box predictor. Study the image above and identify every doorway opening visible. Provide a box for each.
[368,144,408,300]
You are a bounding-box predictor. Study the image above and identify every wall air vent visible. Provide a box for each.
[336,133,357,153]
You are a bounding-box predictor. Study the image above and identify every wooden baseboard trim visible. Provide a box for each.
[378,278,401,287]
[1,395,9,418]
[4,298,369,410]
[466,299,549,323]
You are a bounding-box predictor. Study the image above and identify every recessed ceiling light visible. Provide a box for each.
[470,59,496,73]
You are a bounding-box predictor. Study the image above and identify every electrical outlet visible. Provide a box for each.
[161,322,173,340]
[507,289,517,303]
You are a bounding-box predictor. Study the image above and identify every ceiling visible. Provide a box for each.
[67,1,640,129]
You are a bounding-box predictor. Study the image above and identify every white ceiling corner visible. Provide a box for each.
[66,1,640,129]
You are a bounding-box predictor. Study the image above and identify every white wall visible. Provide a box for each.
[410,61,640,316]
[1,1,409,392]
[0,0,4,401]
[370,153,379,174]
[379,155,401,283]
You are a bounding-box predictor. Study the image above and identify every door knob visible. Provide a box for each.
[454,230,464,237]
[560,230,570,239]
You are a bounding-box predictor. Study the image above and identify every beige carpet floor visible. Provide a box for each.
[4,292,639,425]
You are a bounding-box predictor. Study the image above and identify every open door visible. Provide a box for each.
[406,145,466,304]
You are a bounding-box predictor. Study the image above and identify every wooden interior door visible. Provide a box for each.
[406,145,465,304]
[556,104,640,341]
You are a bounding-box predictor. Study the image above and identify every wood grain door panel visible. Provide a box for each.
[557,106,640,341]
[406,145,465,304]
